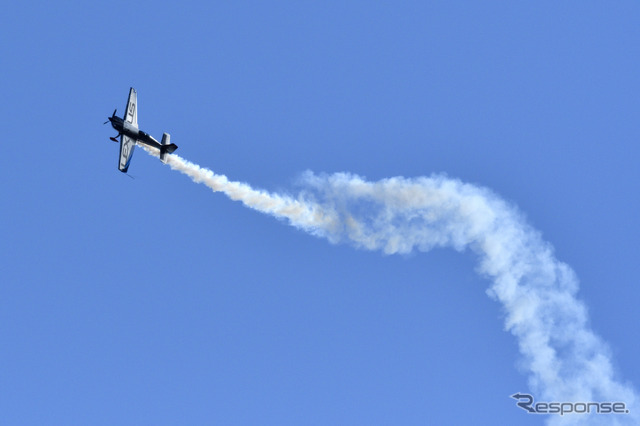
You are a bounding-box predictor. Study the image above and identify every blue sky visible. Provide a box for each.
[2,1,639,425]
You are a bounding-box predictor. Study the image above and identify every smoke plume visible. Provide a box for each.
[142,146,637,424]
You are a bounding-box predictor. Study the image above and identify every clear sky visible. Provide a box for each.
[2,1,639,425]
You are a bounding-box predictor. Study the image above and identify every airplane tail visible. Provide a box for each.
[160,133,178,163]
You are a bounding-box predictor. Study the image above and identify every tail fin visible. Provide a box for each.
[160,133,178,163]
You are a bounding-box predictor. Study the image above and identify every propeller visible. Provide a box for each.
[103,109,117,124]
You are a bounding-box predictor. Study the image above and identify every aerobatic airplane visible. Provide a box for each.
[105,87,178,173]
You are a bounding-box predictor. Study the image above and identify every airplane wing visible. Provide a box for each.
[124,87,137,126]
[118,134,136,173]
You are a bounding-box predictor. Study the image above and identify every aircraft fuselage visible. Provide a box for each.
[108,115,161,148]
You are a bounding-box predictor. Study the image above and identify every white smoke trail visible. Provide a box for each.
[143,147,637,424]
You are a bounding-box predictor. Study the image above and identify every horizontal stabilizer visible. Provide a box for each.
[160,133,177,163]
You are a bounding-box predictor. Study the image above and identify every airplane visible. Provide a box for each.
[105,87,178,173]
